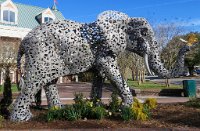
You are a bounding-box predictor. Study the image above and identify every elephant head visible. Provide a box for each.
[96,10,190,79]
[126,17,190,78]
[97,10,189,78]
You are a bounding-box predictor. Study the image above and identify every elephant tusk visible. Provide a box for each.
[179,38,188,43]
[144,54,153,76]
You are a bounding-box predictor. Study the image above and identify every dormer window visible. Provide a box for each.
[44,17,53,22]
[36,8,56,24]
[3,10,15,22]
[0,0,18,25]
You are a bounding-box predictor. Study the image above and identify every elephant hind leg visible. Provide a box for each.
[10,82,41,121]
[43,78,62,108]
[10,74,59,121]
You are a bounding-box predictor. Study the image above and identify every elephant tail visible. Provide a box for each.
[17,39,25,74]
[17,39,26,90]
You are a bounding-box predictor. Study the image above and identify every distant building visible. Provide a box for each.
[0,0,65,84]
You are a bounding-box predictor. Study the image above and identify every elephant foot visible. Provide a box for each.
[122,95,133,106]
[10,109,33,121]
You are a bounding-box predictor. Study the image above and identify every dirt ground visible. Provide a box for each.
[1,103,200,130]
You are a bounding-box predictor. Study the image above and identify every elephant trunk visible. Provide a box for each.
[148,42,190,78]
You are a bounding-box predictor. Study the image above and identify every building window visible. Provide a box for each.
[44,17,53,22]
[3,10,15,23]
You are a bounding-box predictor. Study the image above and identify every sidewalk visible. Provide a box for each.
[40,82,190,105]
[41,96,189,105]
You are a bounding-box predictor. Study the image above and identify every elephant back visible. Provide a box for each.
[96,10,129,55]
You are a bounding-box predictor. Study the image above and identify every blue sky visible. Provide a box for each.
[14,0,200,32]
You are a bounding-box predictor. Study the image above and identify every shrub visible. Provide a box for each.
[0,67,12,107]
[120,98,157,121]
[185,98,200,108]
[73,93,93,118]
[121,106,134,121]
[47,105,81,121]
[131,98,148,121]
[0,67,12,119]
[73,92,85,104]
[108,92,122,112]
[64,105,81,121]
[0,115,4,128]
[47,106,63,121]
[144,98,157,110]
[91,106,106,120]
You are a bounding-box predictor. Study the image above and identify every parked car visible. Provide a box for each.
[194,69,200,74]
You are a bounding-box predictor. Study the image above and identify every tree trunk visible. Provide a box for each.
[0,66,12,118]
[165,78,170,88]
[141,70,145,83]
[131,70,135,81]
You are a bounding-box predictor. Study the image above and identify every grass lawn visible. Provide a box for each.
[0,84,19,93]
[127,80,182,89]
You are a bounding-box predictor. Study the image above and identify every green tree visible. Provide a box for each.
[161,35,185,70]
[184,33,200,75]
[161,32,200,76]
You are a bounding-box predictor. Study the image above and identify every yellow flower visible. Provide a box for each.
[86,101,93,107]
[50,105,60,111]
[144,98,157,109]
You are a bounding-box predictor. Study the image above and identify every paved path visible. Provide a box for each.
[147,76,200,97]
[40,82,190,105]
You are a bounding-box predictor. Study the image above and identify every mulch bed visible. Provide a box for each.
[1,103,200,130]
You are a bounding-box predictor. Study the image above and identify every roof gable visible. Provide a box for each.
[0,0,65,29]
[1,0,17,10]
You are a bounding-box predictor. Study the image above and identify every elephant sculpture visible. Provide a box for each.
[11,11,190,121]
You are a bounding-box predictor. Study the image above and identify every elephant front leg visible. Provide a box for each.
[97,56,133,106]
[43,78,62,108]
[90,71,104,102]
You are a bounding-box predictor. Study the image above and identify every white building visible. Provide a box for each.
[0,0,65,84]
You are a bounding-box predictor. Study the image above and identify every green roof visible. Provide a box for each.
[0,0,65,29]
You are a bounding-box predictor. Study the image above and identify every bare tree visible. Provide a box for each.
[154,23,183,51]
[0,37,20,117]
[0,37,20,81]
[118,51,145,84]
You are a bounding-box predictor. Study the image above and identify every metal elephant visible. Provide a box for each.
[11,11,189,121]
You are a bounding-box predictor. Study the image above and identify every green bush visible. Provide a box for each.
[120,98,157,121]
[73,92,85,104]
[46,92,157,122]
[73,93,93,118]
[91,106,106,120]
[47,107,64,121]
[185,98,200,108]
[121,106,134,121]
[0,115,4,128]
[1,67,12,107]
[0,67,12,119]
[108,92,121,112]
[64,105,81,121]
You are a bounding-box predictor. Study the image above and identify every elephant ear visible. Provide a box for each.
[127,17,155,40]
